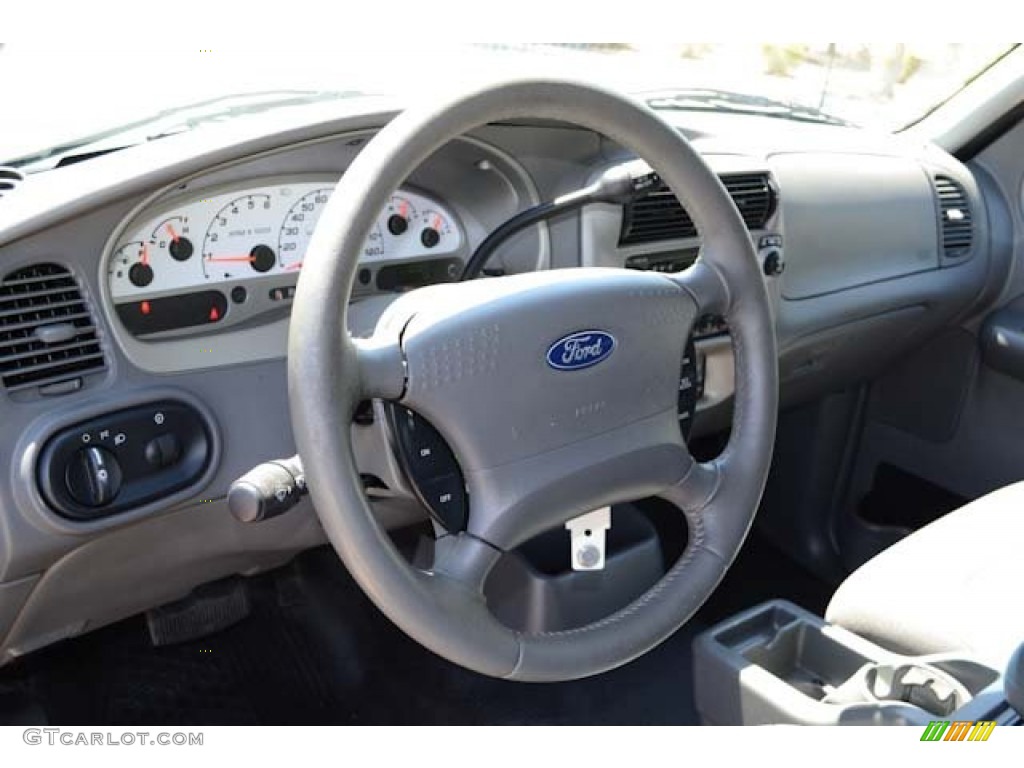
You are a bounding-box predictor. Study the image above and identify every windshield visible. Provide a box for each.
[0,43,1014,166]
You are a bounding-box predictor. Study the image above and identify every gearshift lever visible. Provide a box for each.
[1005,643,1024,716]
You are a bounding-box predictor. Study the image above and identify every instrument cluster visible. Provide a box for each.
[105,177,464,338]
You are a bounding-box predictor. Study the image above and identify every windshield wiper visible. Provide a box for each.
[642,88,852,127]
[4,89,366,172]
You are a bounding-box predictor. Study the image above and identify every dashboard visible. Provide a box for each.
[107,179,464,337]
[0,96,1001,664]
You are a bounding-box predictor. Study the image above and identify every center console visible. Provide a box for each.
[695,600,1020,727]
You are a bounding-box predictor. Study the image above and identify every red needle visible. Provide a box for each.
[165,223,180,243]
[433,215,442,231]
[141,243,150,266]
[205,255,255,263]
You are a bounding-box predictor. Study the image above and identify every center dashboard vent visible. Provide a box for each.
[619,172,776,246]
[933,175,973,258]
[0,263,107,393]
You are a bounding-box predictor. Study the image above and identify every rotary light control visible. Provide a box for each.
[37,399,213,521]
[65,445,123,507]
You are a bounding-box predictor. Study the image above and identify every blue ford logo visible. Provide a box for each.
[546,330,616,371]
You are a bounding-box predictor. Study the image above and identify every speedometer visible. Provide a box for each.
[277,187,387,269]
[106,176,466,338]
[277,188,330,271]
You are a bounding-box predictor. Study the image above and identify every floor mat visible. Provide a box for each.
[1,532,831,725]
[6,578,341,725]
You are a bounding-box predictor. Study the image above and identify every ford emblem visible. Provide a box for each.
[546,330,616,371]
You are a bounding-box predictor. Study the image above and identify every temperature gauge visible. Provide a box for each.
[152,216,194,262]
[107,181,465,323]
[110,215,207,300]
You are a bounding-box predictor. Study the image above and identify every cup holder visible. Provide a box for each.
[856,662,971,716]
[740,620,873,702]
[694,599,1004,726]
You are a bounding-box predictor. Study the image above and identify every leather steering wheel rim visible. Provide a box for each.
[288,79,778,682]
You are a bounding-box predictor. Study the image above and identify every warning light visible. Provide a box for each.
[117,291,227,335]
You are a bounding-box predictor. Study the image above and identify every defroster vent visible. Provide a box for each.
[0,264,106,393]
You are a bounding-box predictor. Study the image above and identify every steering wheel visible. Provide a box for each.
[288,79,777,682]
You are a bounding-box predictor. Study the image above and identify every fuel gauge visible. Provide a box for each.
[108,241,154,292]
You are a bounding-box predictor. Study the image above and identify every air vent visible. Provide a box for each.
[619,172,776,246]
[0,264,106,393]
[933,175,973,258]
[0,167,24,200]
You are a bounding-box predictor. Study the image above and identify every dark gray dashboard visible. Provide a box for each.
[0,97,995,661]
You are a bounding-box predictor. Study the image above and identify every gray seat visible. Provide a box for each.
[826,480,1024,669]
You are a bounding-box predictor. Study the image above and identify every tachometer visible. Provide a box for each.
[202,194,278,279]
[106,176,466,338]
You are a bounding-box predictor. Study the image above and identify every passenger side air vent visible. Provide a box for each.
[619,172,776,246]
[933,175,972,258]
[0,167,24,201]
[0,264,106,393]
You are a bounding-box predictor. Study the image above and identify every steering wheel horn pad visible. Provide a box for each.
[388,268,696,550]
[288,79,777,681]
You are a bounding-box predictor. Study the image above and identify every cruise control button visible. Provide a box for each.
[418,474,468,532]
[409,432,449,479]
[403,428,448,481]
[400,417,452,480]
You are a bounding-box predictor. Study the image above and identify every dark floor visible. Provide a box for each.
[857,462,967,532]
[0,531,831,725]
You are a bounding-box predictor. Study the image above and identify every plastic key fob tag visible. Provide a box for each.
[565,507,612,571]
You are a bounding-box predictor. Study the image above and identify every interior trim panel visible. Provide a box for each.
[0,97,997,662]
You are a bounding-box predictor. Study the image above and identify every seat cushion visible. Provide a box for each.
[826,480,1024,668]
